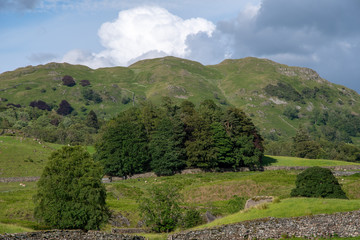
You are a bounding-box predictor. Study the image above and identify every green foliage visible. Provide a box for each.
[283,106,299,120]
[211,122,233,168]
[149,117,186,176]
[290,166,347,199]
[226,195,246,214]
[94,108,150,177]
[264,82,304,103]
[138,184,182,233]
[86,110,99,130]
[33,146,110,230]
[181,208,203,229]
[81,88,102,103]
[292,128,323,159]
[95,100,264,176]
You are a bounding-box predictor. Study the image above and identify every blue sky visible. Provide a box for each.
[1,0,360,92]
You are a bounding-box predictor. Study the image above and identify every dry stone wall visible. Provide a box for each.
[0,230,145,240]
[169,210,360,240]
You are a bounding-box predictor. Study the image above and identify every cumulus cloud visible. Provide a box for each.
[63,6,215,68]
[187,0,360,91]
[61,1,360,92]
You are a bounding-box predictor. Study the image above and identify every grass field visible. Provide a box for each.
[0,136,94,177]
[202,197,360,228]
[263,155,360,167]
[1,136,360,238]
[1,169,360,236]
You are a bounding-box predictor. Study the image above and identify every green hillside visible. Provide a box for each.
[0,56,359,140]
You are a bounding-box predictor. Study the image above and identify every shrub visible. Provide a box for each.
[291,166,347,199]
[29,100,51,111]
[62,75,76,87]
[226,195,246,214]
[138,184,182,233]
[182,208,203,229]
[81,88,102,103]
[56,100,74,116]
[80,79,91,86]
[34,146,110,230]
[264,82,304,103]
[6,103,21,108]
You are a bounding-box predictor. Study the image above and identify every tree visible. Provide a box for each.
[34,146,109,230]
[86,110,99,130]
[149,117,186,176]
[291,166,347,199]
[211,122,234,168]
[222,107,264,168]
[292,127,322,159]
[94,108,150,177]
[138,184,182,233]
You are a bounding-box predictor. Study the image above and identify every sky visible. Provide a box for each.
[1,0,360,92]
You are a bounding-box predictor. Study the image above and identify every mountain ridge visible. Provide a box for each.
[0,56,359,142]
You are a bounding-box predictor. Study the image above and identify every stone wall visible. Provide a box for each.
[0,230,145,240]
[169,210,360,240]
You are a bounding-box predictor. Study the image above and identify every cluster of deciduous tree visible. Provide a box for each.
[94,98,264,177]
[0,104,100,145]
[265,127,360,162]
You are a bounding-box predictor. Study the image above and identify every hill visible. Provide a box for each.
[0,57,360,142]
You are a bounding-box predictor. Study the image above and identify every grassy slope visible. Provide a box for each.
[0,136,93,177]
[202,197,360,228]
[1,57,359,139]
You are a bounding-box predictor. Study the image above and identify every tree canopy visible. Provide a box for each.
[34,146,109,230]
[291,166,347,199]
[95,99,264,177]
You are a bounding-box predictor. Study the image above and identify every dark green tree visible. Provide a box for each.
[94,108,150,177]
[138,184,182,233]
[34,146,109,230]
[184,115,216,169]
[86,110,99,130]
[291,166,347,199]
[211,122,234,168]
[292,127,323,159]
[223,107,264,168]
[149,117,186,176]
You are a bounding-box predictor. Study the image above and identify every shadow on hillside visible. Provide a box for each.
[261,156,278,166]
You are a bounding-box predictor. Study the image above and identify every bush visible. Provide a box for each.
[291,166,347,199]
[80,79,91,87]
[182,208,203,229]
[34,146,110,230]
[62,75,76,87]
[57,100,74,116]
[81,88,102,103]
[138,184,182,233]
[29,100,51,111]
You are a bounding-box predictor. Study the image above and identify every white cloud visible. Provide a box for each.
[62,6,215,68]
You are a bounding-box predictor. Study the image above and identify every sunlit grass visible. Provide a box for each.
[0,222,33,234]
[264,155,360,167]
[200,198,360,229]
